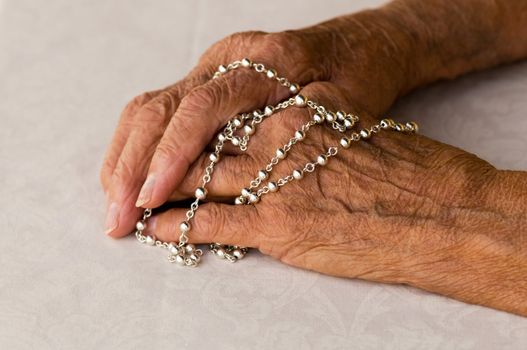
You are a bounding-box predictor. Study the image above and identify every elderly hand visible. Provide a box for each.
[140,81,526,315]
[101,0,527,315]
[100,9,412,237]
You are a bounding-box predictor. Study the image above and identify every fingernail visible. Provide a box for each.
[136,174,156,207]
[105,202,120,235]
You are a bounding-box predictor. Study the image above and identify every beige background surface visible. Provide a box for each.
[1,0,527,349]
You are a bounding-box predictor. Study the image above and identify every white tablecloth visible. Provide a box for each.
[1,1,526,349]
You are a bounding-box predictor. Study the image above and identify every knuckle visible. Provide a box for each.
[227,30,267,43]
[155,131,193,167]
[112,148,153,185]
[260,32,309,62]
[112,157,135,185]
[200,30,267,64]
[184,83,220,109]
[261,32,295,50]
[198,204,226,239]
[139,92,177,123]
[221,30,267,53]
[258,32,329,80]
[125,91,156,115]
[179,80,232,122]
[154,140,181,162]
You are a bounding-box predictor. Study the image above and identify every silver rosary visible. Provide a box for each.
[134,58,418,267]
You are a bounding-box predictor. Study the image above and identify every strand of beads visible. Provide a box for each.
[134,58,418,267]
[230,97,417,208]
[135,209,204,266]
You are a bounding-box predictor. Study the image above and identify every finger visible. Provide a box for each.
[100,90,161,191]
[104,68,216,238]
[101,68,213,192]
[136,65,297,209]
[144,202,261,248]
[105,83,198,237]
[104,90,180,237]
[169,152,256,200]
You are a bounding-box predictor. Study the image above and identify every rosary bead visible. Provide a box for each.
[359,128,371,139]
[292,169,303,180]
[289,83,300,94]
[258,170,268,180]
[218,133,226,142]
[243,124,255,135]
[406,121,419,133]
[216,247,226,258]
[344,119,354,129]
[168,243,179,255]
[218,64,227,74]
[395,123,405,132]
[340,137,351,148]
[185,243,196,253]
[276,148,286,159]
[195,187,207,200]
[136,220,146,231]
[232,249,244,259]
[209,153,220,163]
[313,113,325,124]
[180,221,190,233]
[241,58,252,67]
[317,155,328,166]
[248,193,260,204]
[175,254,186,265]
[379,119,391,129]
[264,105,275,116]
[231,136,241,146]
[268,182,278,192]
[232,117,242,127]
[189,253,200,262]
[241,188,251,198]
[336,111,346,121]
[326,111,336,123]
[266,69,277,79]
[234,196,246,205]
[145,235,156,246]
[294,94,307,107]
[294,130,305,140]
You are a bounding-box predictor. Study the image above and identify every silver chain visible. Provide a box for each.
[134,58,419,267]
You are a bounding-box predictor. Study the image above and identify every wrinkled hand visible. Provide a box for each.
[142,81,499,284]
[100,0,527,316]
[100,17,405,237]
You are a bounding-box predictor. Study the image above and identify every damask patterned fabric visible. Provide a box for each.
[1,0,526,348]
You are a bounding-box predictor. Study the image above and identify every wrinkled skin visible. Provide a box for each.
[143,81,499,277]
[100,0,527,315]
